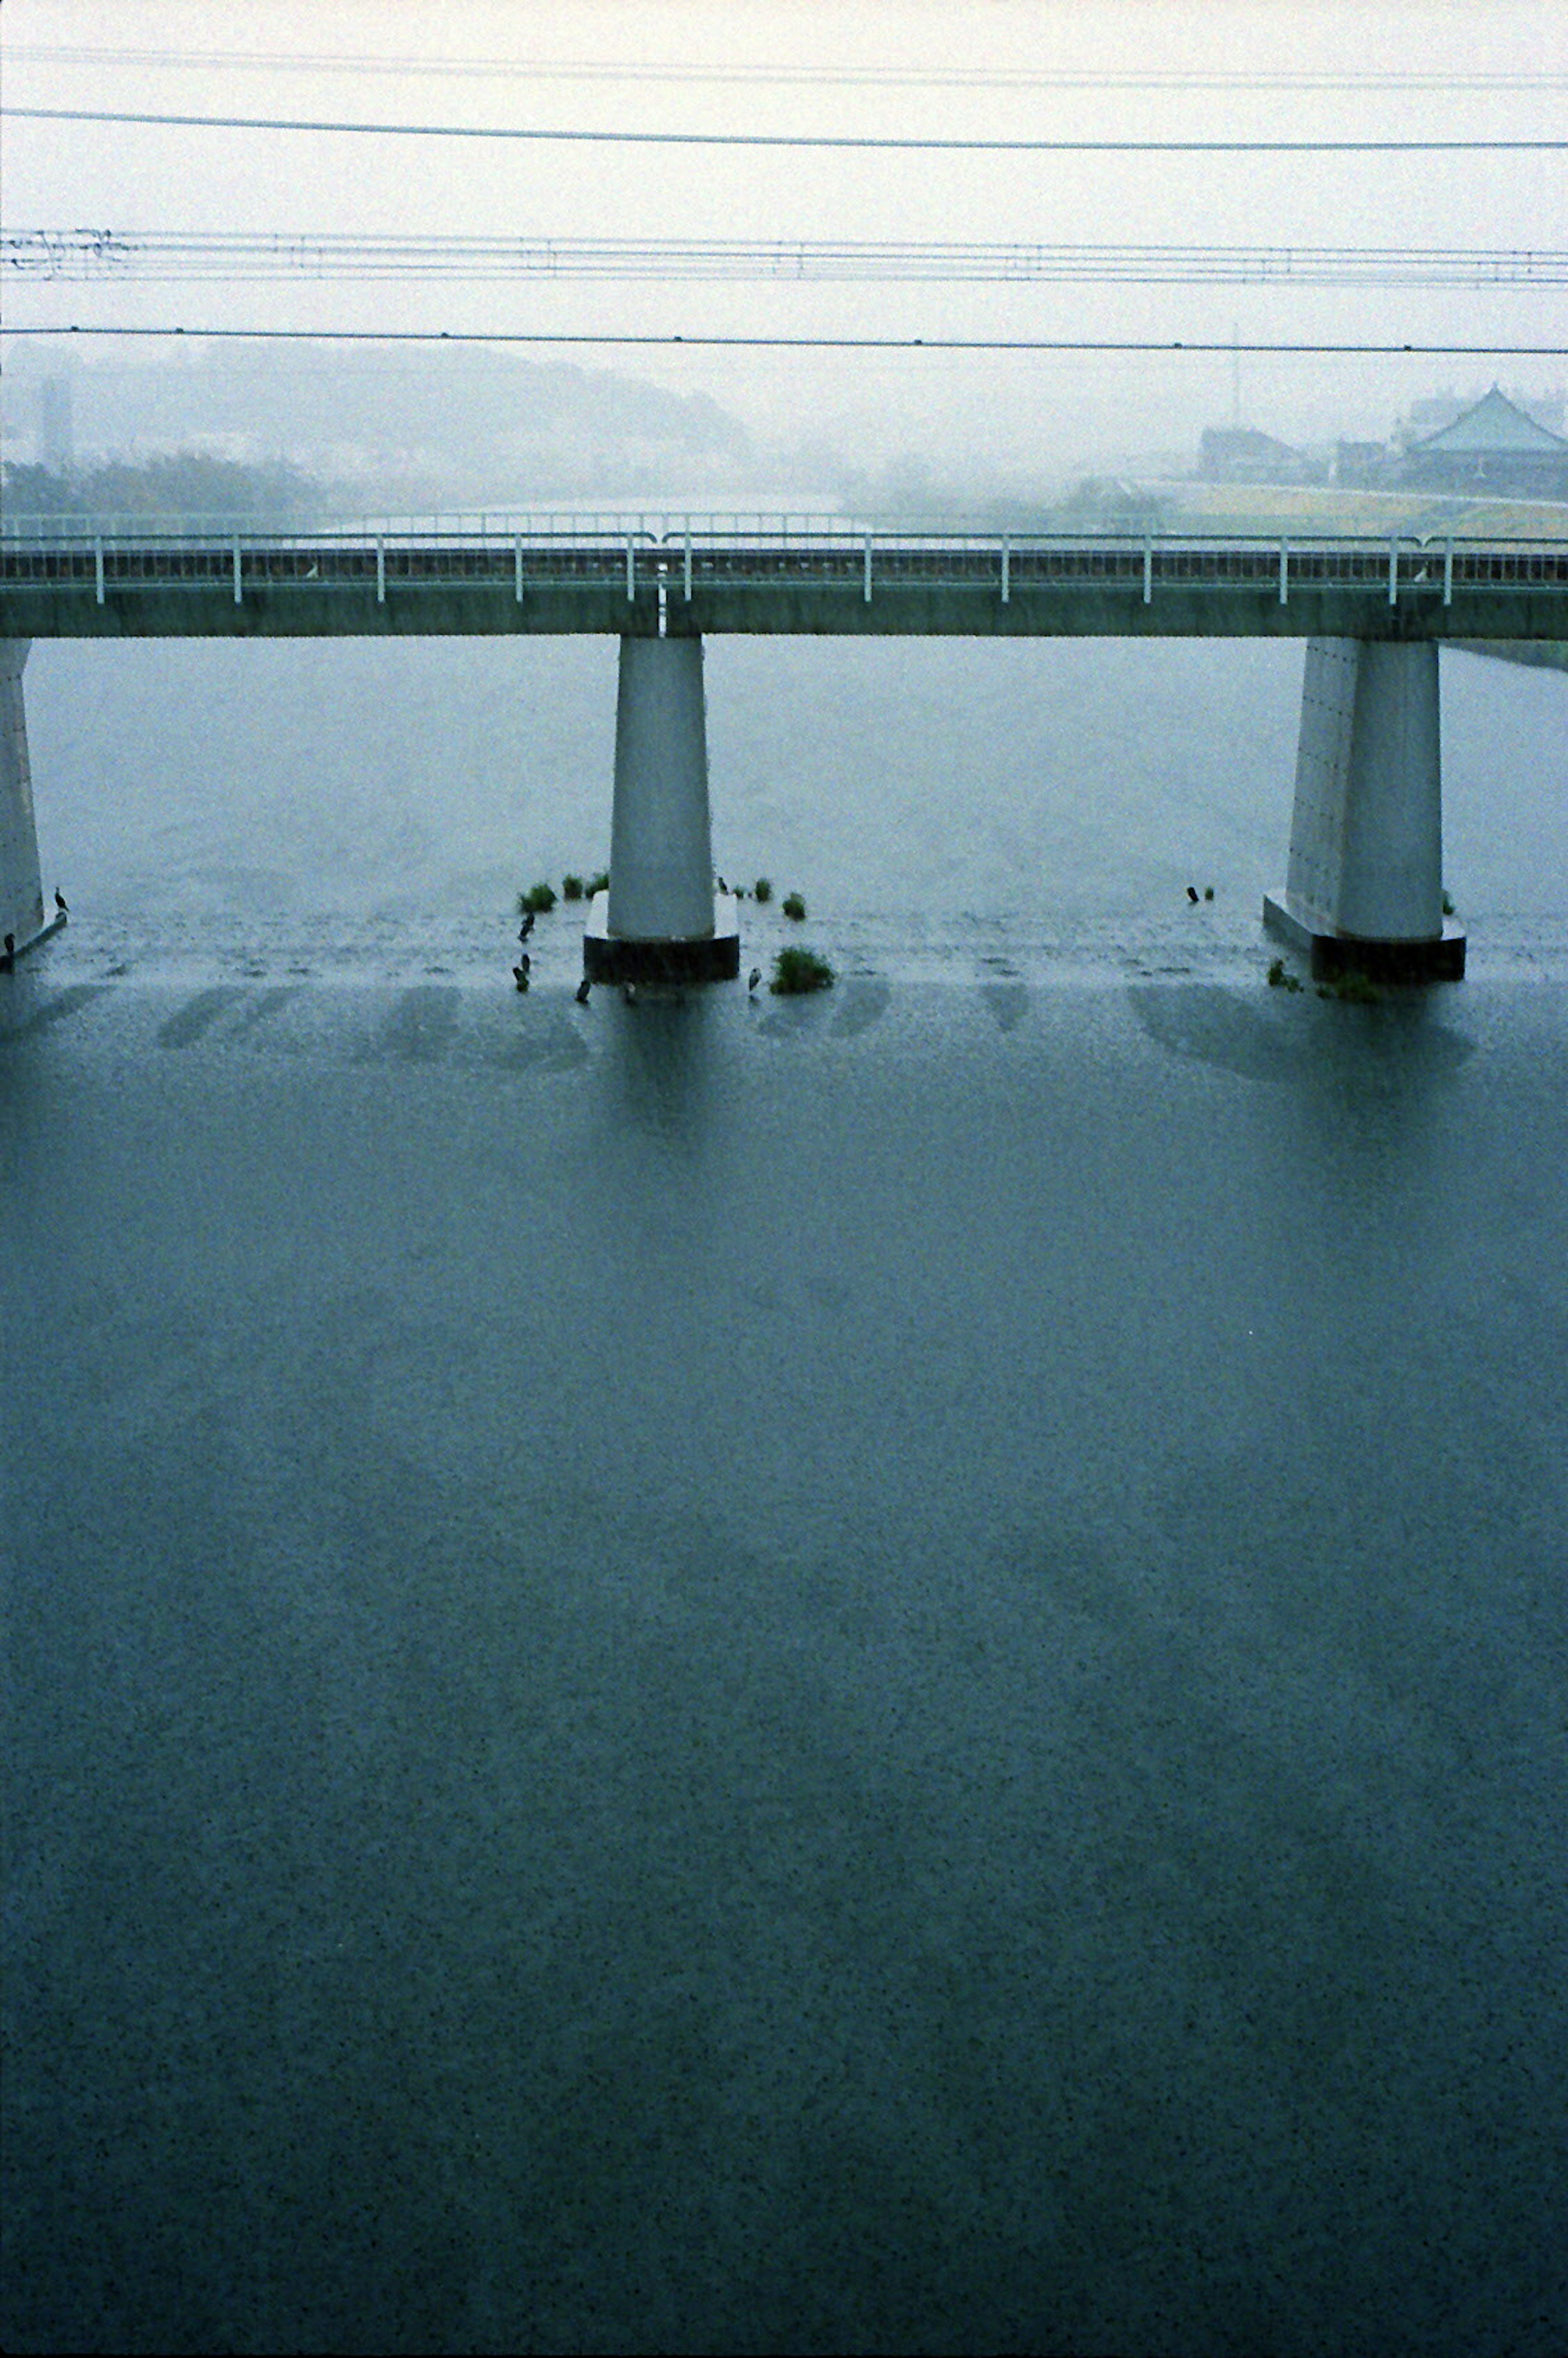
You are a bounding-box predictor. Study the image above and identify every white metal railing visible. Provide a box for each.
[4,509,1567,555]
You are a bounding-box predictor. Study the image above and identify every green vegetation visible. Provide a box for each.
[781,891,807,922]
[1267,957,1303,993]
[771,946,835,995]
[1203,886,1214,901]
[1442,889,1456,916]
[753,877,773,905]
[587,870,610,896]
[2,453,321,521]
[561,874,584,902]
[518,881,557,916]
[1049,476,1169,534]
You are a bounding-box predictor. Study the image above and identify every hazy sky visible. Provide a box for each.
[3,0,1565,469]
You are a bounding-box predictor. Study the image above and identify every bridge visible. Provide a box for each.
[4,513,1567,984]
[2,515,1565,642]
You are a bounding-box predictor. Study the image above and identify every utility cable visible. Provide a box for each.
[7,45,1566,89]
[7,231,1564,288]
[6,106,1562,152]
[5,328,1562,356]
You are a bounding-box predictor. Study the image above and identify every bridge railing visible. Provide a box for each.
[2,518,1565,604]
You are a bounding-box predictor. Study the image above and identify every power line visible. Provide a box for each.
[9,230,1566,289]
[9,43,1566,91]
[6,328,1562,355]
[7,106,1562,152]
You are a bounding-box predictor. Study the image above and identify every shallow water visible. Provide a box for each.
[4,638,1568,2354]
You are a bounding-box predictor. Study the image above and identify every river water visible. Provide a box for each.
[3,636,1566,2354]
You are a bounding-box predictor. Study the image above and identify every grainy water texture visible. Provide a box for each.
[3,637,1567,2356]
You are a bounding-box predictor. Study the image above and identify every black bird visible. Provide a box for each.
[2,932,13,971]
[748,967,761,992]
[575,976,591,1005]
[512,963,530,993]
[518,911,535,943]
[1186,885,1199,903]
[54,888,68,914]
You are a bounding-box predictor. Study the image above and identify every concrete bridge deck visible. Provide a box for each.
[3,517,1565,640]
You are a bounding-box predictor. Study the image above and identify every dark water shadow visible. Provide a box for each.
[157,986,246,1049]
[0,984,113,1049]
[756,994,835,1042]
[485,1005,591,1074]
[831,976,893,1038]
[1128,982,1474,1090]
[981,981,1029,1033]
[365,985,463,1066]
[596,987,724,1148]
[227,985,303,1039]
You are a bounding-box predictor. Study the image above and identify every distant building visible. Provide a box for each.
[1199,426,1316,485]
[1397,386,1568,500]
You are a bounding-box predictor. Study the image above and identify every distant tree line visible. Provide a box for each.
[838,456,1168,535]
[2,452,323,520]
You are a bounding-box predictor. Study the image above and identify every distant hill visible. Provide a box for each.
[2,340,757,506]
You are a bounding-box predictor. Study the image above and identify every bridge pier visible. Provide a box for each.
[1264,637,1465,981]
[584,635,739,986]
[1,641,63,966]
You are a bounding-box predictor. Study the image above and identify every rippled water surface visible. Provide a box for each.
[4,638,1566,2354]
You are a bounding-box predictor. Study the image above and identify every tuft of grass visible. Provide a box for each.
[781,891,806,921]
[1442,889,1456,917]
[561,874,584,903]
[587,870,609,896]
[1203,885,1214,901]
[518,881,557,916]
[771,945,834,994]
[753,877,773,904]
[1267,957,1302,992]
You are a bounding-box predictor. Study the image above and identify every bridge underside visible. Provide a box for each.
[2,583,1560,640]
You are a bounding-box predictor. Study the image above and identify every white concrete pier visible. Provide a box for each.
[586,635,740,985]
[1265,637,1464,980]
[0,641,63,965]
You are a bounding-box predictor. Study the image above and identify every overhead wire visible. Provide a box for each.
[7,231,1565,289]
[5,329,1561,356]
[7,44,1566,91]
[5,106,1561,152]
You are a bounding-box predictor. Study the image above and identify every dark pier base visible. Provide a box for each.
[582,893,741,988]
[0,909,67,969]
[1263,892,1466,983]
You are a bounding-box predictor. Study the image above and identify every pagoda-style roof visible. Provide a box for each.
[1410,386,1568,456]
